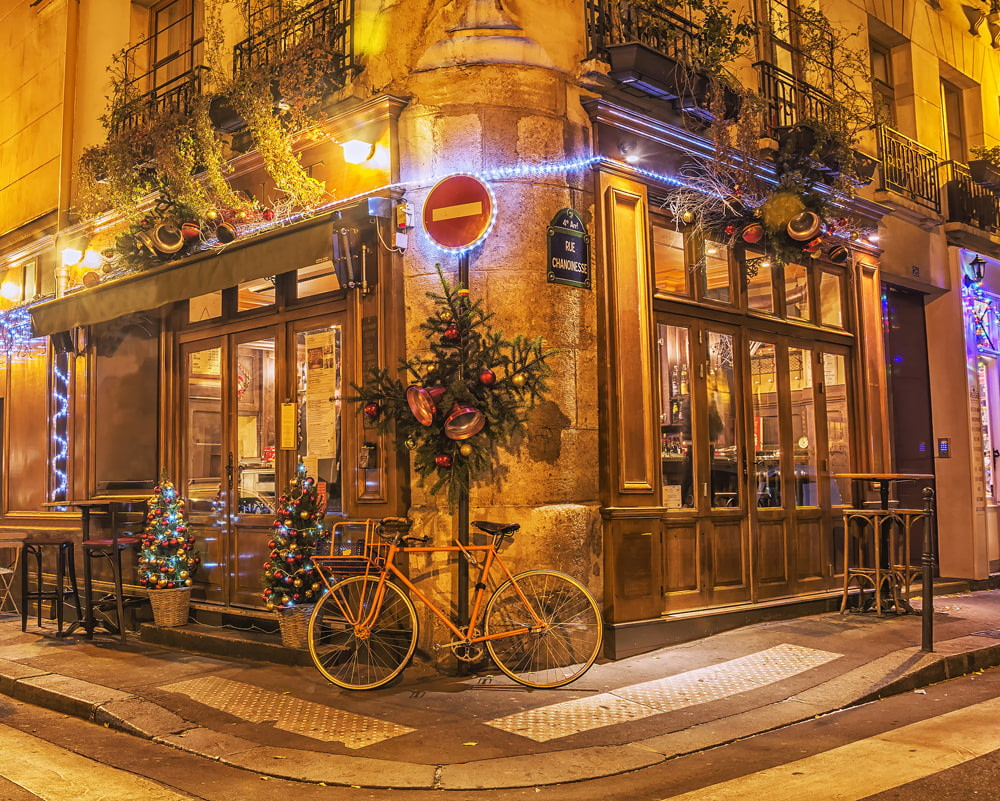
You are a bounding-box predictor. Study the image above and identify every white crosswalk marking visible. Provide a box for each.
[486,644,842,742]
[162,676,413,749]
[0,722,194,800]
[661,694,1000,800]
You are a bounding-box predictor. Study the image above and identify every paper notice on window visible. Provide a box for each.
[304,331,339,458]
[664,485,683,509]
[280,403,297,449]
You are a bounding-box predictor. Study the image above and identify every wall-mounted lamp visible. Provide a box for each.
[618,139,640,164]
[966,254,988,284]
[342,139,376,165]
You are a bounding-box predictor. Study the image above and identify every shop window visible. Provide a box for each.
[658,324,693,509]
[789,347,818,506]
[823,352,852,504]
[652,221,688,297]
[297,261,340,299]
[708,331,739,507]
[93,317,160,493]
[744,249,774,314]
[296,325,342,513]
[189,291,222,323]
[819,270,844,327]
[699,237,732,303]
[237,278,276,312]
[750,341,781,507]
[784,261,810,321]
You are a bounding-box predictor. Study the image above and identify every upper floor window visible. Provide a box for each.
[869,40,896,127]
[764,0,833,91]
[940,79,966,162]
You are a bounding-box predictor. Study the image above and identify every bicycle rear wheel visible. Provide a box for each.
[484,569,602,688]
[308,575,418,690]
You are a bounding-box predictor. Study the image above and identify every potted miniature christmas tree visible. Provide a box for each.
[262,459,325,647]
[138,473,199,627]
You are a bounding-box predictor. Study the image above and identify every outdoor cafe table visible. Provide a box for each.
[833,473,934,510]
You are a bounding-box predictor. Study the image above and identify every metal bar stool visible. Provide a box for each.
[20,537,83,635]
[81,508,142,643]
[0,540,20,614]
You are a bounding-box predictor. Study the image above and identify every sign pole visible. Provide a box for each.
[457,253,471,640]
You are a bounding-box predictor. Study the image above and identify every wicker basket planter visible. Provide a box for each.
[148,587,191,627]
[276,604,314,649]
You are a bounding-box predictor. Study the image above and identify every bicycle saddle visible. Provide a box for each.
[471,520,520,536]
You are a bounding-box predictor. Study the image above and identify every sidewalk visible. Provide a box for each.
[1,590,1000,790]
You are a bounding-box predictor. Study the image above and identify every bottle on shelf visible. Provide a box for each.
[670,398,681,423]
[679,363,689,395]
[670,364,679,396]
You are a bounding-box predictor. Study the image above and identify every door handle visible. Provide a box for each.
[225,451,234,485]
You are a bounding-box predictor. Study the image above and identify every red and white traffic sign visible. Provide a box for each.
[422,174,496,252]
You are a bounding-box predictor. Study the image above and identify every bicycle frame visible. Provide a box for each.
[316,539,547,649]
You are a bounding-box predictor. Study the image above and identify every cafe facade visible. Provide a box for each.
[6,0,1000,658]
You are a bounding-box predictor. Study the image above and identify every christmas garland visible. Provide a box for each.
[353,265,556,502]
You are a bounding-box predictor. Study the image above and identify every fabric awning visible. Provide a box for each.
[30,214,334,336]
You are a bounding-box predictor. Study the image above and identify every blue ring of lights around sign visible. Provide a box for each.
[422,174,498,255]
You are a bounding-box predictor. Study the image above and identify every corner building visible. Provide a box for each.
[1,0,997,658]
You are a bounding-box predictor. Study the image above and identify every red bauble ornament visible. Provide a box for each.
[443,323,460,341]
[724,224,736,235]
[435,454,453,468]
[263,208,276,222]
[479,368,496,386]
[363,402,380,419]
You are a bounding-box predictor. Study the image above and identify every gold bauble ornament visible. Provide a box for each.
[441,310,454,322]
[281,596,291,605]
[185,578,193,586]
[681,210,694,224]
[266,601,275,610]
[236,210,247,222]
[405,434,418,450]
[311,582,321,591]
[300,511,310,518]
[289,543,298,550]
[293,578,303,587]
[459,443,474,457]
[206,209,219,221]
[511,373,527,388]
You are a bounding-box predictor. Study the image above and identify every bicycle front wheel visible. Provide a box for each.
[484,569,602,688]
[308,575,418,690]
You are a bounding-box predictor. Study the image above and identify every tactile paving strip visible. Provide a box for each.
[486,643,842,742]
[161,676,414,749]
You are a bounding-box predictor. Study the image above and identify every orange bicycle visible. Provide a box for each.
[308,518,602,690]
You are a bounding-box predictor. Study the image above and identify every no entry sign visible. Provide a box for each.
[422,174,496,252]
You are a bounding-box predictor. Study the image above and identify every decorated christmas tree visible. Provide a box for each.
[353,265,555,501]
[262,460,324,610]
[138,473,199,590]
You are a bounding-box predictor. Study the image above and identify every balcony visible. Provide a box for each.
[585,0,698,63]
[233,0,354,77]
[876,126,941,213]
[945,161,1000,235]
[755,61,834,131]
[116,10,206,132]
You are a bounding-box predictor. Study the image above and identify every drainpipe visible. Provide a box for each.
[56,0,81,297]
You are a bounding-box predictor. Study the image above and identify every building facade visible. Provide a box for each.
[1,0,998,658]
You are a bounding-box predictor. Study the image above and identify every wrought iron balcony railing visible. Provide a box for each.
[945,161,1000,234]
[234,0,354,76]
[876,126,941,213]
[116,10,206,132]
[755,61,834,131]
[585,0,698,63]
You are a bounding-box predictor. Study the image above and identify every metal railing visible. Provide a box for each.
[117,10,205,131]
[585,0,699,62]
[876,126,941,213]
[234,0,353,75]
[945,161,1000,234]
[755,61,834,131]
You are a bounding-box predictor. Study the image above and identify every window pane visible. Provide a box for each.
[189,291,222,323]
[297,260,340,299]
[819,271,844,327]
[236,338,276,515]
[653,223,688,296]
[708,332,739,507]
[658,324,693,509]
[789,347,818,506]
[186,346,222,515]
[823,353,852,504]
[745,250,774,313]
[751,341,781,507]
[237,278,275,311]
[700,239,731,303]
[296,326,342,513]
[785,261,810,320]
